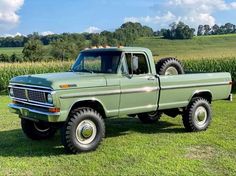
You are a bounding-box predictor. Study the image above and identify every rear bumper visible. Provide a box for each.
[8,103,60,122]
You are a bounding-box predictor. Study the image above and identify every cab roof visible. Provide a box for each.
[81,47,152,54]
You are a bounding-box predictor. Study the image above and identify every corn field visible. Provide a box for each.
[0,61,72,93]
[182,58,236,79]
[0,58,236,93]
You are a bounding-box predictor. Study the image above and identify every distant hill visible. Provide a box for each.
[133,34,236,60]
[1,34,236,61]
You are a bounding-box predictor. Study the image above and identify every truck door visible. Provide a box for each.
[119,52,159,116]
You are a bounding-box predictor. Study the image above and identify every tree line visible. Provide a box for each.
[197,23,236,36]
[0,21,236,62]
[0,22,153,48]
[0,22,154,62]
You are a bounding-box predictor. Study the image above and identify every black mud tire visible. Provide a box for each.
[61,107,105,154]
[156,57,184,75]
[182,98,212,132]
[138,111,161,124]
[21,118,57,140]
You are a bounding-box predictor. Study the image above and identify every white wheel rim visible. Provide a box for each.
[34,123,50,132]
[194,106,208,127]
[165,66,178,75]
[76,120,97,145]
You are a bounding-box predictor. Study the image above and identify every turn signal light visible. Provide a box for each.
[59,84,77,89]
[49,108,60,113]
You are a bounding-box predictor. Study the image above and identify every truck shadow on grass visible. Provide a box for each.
[0,117,185,157]
[0,129,65,157]
[105,117,186,138]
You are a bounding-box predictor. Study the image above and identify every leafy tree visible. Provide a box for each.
[100,31,118,46]
[22,39,43,61]
[211,24,220,35]
[197,25,204,36]
[0,54,10,62]
[91,34,107,46]
[10,53,23,62]
[163,21,195,39]
[203,25,211,35]
[224,23,234,33]
[51,39,78,61]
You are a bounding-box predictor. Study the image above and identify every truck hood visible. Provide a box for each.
[10,72,107,90]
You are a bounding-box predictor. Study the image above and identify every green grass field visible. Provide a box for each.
[0,95,235,175]
[134,34,236,59]
[0,47,23,56]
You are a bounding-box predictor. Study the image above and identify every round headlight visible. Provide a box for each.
[9,87,14,97]
[47,94,53,104]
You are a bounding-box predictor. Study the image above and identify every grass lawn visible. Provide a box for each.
[0,95,235,175]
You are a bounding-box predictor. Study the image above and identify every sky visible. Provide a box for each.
[0,0,236,36]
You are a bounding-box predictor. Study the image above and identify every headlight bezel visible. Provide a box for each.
[47,93,53,104]
[9,87,14,97]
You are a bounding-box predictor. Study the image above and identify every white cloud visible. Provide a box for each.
[0,0,24,31]
[230,2,236,8]
[41,31,54,36]
[0,32,23,37]
[124,11,176,25]
[85,26,101,33]
[124,0,236,28]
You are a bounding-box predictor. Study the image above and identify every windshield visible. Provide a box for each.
[71,51,122,73]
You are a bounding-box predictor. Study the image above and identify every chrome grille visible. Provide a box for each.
[10,84,52,107]
[28,90,46,103]
[13,88,27,100]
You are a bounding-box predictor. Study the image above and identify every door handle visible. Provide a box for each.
[147,77,155,81]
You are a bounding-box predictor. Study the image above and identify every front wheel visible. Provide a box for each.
[21,118,57,140]
[138,111,161,124]
[182,98,212,132]
[61,107,105,154]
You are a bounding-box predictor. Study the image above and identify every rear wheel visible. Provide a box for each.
[138,111,161,124]
[61,107,105,154]
[182,98,212,132]
[156,57,184,75]
[21,118,57,140]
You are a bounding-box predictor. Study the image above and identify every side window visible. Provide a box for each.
[123,53,149,75]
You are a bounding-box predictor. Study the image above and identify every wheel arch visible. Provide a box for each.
[190,90,212,103]
[68,98,107,120]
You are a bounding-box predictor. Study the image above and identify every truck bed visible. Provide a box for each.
[158,72,231,110]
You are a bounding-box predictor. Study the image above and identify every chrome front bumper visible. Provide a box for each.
[9,103,60,122]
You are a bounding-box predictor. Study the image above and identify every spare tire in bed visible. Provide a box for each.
[156,57,184,75]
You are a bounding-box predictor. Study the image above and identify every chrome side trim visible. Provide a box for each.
[161,82,230,90]
[9,103,60,116]
[9,83,53,90]
[60,87,159,99]
[122,87,159,94]
[60,90,121,99]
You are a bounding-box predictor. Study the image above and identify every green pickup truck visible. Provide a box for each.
[8,47,232,154]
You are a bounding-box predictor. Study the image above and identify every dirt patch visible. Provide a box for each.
[185,145,216,160]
